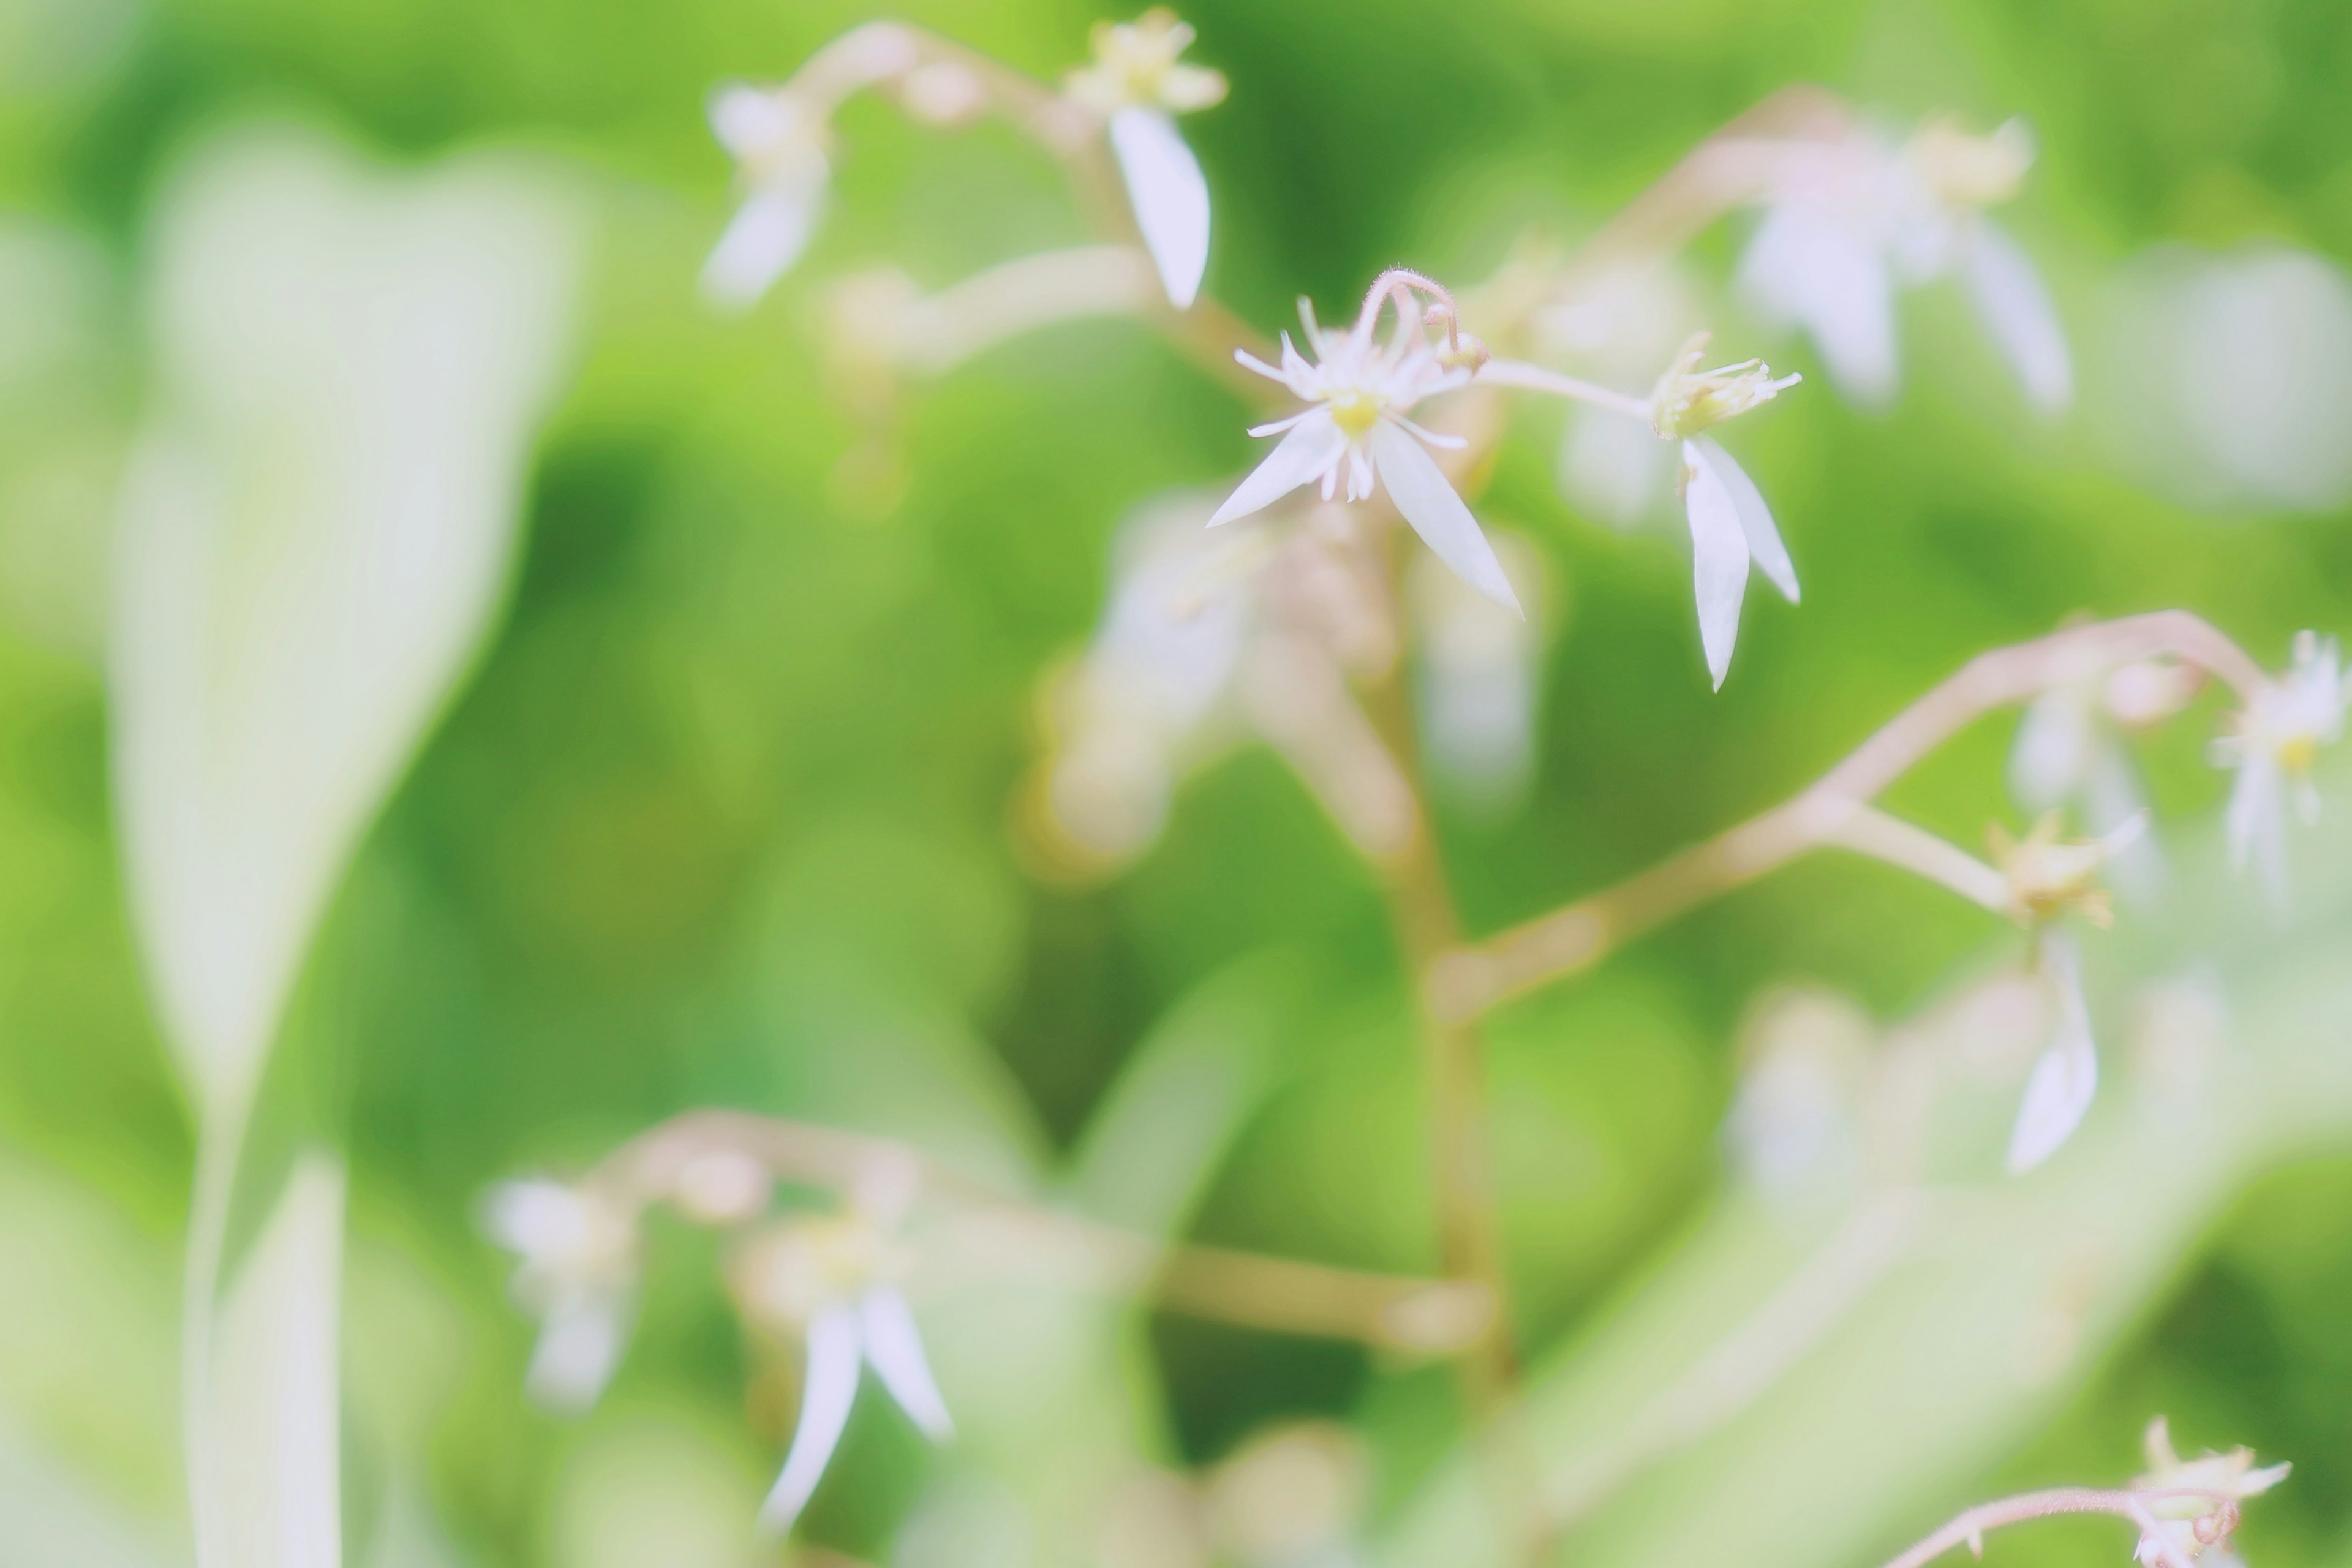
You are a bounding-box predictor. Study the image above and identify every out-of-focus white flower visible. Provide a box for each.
[1739,116,2071,415]
[2130,1418,2290,1568]
[1408,535,1545,813]
[2005,930,2100,1173]
[1722,987,1875,1202]
[2213,631,2347,905]
[1537,263,1709,532]
[1204,1421,1371,1568]
[729,1208,953,1536]
[483,1177,639,1414]
[1649,334,1803,688]
[1216,291,1518,614]
[1064,10,1227,310]
[2011,657,2197,902]
[702,84,835,309]
[1989,810,2146,930]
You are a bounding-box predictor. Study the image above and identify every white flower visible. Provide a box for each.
[2214,631,2347,905]
[1408,536,1544,813]
[2010,658,2195,902]
[1212,290,1520,616]
[1064,9,1228,310]
[2130,1417,2290,1568]
[483,1177,639,1414]
[1738,116,2071,415]
[2005,929,2100,1173]
[1650,336,1802,688]
[703,84,833,309]
[729,1212,954,1536]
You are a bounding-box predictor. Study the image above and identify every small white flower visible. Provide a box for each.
[1649,334,1802,688]
[729,1211,954,1536]
[1213,289,1520,616]
[2005,929,2100,1173]
[2010,658,2193,902]
[1065,9,1228,310]
[703,84,832,309]
[1739,116,2071,415]
[2214,631,2347,905]
[2130,1418,2290,1568]
[483,1177,639,1414]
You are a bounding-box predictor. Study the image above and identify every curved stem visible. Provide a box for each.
[590,1108,1494,1356]
[1877,1488,2233,1568]
[1476,358,1655,420]
[1430,611,2267,1022]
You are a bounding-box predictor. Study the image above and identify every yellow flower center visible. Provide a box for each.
[2278,733,2320,774]
[1327,389,1384,437]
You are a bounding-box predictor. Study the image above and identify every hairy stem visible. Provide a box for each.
[1429,611,2267,1023]
[1876,1487,2233,1568]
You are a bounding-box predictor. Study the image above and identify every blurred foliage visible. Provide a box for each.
[3,0,2352,1564]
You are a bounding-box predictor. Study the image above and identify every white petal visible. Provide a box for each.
[1740,206,1900,409]
[702,179,824,311]
[1691,436,1797,602]
[1208,412,1345,526]
[1682,440,1752,690]
[2008,686,2096,812]
[1368,423,1521,616]
[1109,107,1210,310]
[1556,406,1675,530]
[2226,752,2288,911]
[758,1305,862,1536]
[858,1288,954,1441]
[709,85,794,160]
[2006,934,2099,1173]
[525,1292,628,1415]
[1962,220,2073,417]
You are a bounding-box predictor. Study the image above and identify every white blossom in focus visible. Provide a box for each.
[1738,116,2071,415]
[1215,295,1518,616]
[483,1177,639,1414]
[703,83,834,309]
[1065,10,1228,310]
[2214,631,2348,906]
[729,1208,954,1536]
[1648,334,1803,688]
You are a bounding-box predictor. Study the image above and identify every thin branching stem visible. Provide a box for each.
[1429,611,2268,1022]
[1875,1487,2234,1568]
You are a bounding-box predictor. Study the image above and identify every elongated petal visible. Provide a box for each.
[1208,412,1344,526]
[1368,423,1521,616]
[1109,107,1210,310]
[1741,206,1899,409]
[2006,934,2099,1172]
[709,85,793,160]
[1682,440,1751,690]
[703,179,824,311]
[2226,752,2288,911]
[2009,685,2096,811]
[858,1289,954,1441]
[1692,436,1797,602]
[757,1306,861,1536]
[1962,220,2073,417]
[526,1292,628,1415]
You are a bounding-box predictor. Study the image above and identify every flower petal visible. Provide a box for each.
[1682,439,1752,690]
[858,1288,954,1442]
[702,176,825,311]
[2226,750,2288,911]
[1368,423,1521,617]
[1208,412,1344,526]
[1961,219,2073,417]
[1740,206,1899,409]
[2008,685,2097,812]
[526,1292,629,1415]
[757,1305,862,1536]
[1692,436,1797,603]
[2006,933,2099,1173]
[709,85,794,160]
[1109,107,1210,310]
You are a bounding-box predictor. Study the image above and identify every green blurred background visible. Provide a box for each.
[3,0,2351,1564]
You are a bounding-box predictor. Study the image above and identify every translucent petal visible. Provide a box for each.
[1740,205,1899,409]
[1962,220,2073,417]
[708,85,794,160]
[525,1292,628,1415]
[701,178,824,311]
[1368,423,1521,617]
[1692,436,1797,602]
[2008,685,2097,812]
[1682,440,1752,690]
[1208,412,1345,526]
[858,1289,954,1441]
[2006,934,2100,1173]
[1109,107,1210,310]
[2226,752,2288,910]
[757,1305,861,1535]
